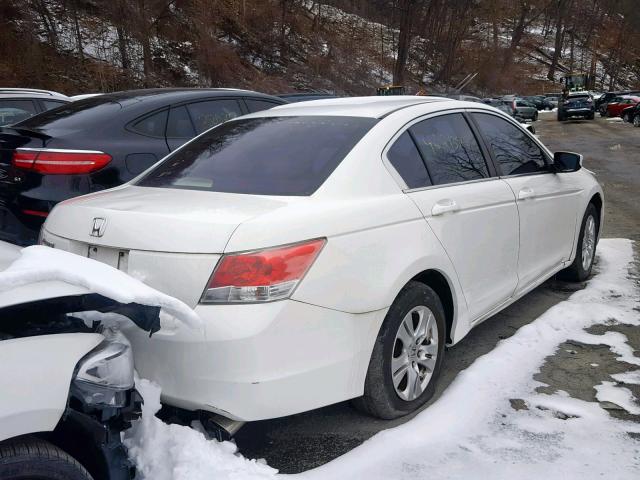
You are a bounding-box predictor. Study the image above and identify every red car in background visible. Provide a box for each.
[606,96,640,117]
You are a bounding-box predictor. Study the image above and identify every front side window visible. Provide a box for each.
[472,113,548,176]
[138,116,377,196]
[409,113,490,185]
[386,131,431,189]
[186,99,243,134]
[0,99,38,126]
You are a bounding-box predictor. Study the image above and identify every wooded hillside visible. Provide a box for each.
[1,0,638,96]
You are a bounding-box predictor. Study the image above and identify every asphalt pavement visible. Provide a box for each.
[235,113,640,473]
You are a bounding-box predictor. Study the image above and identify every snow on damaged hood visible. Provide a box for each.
[0,243,202,332]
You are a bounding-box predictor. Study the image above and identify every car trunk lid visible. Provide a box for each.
[46,185,300,254]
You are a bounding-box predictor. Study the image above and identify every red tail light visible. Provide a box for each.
[201,238,326,303]
[12,148,112,175]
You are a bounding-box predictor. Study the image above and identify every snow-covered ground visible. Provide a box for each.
[124,238,639,480]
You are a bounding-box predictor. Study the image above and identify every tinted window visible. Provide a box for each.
[42,100,67,111]
[167,105,195,138]
[186,99,242,134]
[409,113,489,185]
[387,131,431,189]
[0,100,37,126]
[472,113,547,176]
[130,109,168,137]
[16,96,121,131]
[138,116,377,196]
[245,98,281,113]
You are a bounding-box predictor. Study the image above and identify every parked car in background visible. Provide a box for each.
[596,91,640,116]
[621,102,640,126]
[557,92,595,121]
[42,96,603,423]
[508,98,538,121]
[278,92,337,103]
[523,95,553,111]
[483,98,516,117]
[0,241,163,480]
[0,89,70,126]
[544,96,559,109]
[0,88,286,246]
[606,96,640,118]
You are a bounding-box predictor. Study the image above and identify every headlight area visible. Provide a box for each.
[72,330,136,409]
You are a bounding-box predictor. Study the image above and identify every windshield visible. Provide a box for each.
[15,96,122,131]
[137,116,378,196]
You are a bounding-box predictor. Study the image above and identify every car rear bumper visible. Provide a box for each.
[563,108,593,117]
[121,299,386,421]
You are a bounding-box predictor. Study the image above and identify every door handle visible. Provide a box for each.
[518,187,535,200]
[431,199,458,216]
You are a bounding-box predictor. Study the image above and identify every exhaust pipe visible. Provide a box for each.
[200,411,245,441]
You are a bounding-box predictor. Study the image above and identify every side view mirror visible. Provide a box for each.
[553,151,582,172]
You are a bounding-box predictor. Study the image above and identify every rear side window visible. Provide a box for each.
[130,109,168,137]
[186,99,242,134]
[472,113,548,176]
[138,116,377,196]
[42,100,67,111]
[15,97,122,131]
[0,99,38,126]
[245,98,281,113]
[166,106,195,138]
[409,113,489,186]
[386,131,431,189]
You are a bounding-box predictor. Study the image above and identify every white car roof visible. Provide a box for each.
[260,95,458,118]
[0,88,69,100]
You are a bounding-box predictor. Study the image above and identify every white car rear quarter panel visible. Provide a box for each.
[0,333,103,441]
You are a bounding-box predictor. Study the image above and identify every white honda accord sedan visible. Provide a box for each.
[40,97,603,421]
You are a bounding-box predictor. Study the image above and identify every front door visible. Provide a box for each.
[470,112,581,292]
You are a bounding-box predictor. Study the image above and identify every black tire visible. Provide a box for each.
[533,112,538,121]
[634,115,640,127]
[623,112,630,122]
[558,203,599,282]
[587,112,595,120]
[0,438,93,480]
[353,281,446,419]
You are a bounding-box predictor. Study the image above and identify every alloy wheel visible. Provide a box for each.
[391,305,438,401]
[582,215,596,272]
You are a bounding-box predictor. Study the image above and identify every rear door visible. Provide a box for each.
[387,111,519,321]
[470,111,580,293]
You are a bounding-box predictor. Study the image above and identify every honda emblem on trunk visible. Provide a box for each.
[90,217,107,237]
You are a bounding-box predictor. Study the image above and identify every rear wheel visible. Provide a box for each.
[354,282,446,419]
[557,111,565,121]
[559,203,599,282]
[533,112,538,121]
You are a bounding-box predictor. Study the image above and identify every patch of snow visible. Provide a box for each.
[539,108,557,113]
[0,246,202,329]
[612,370,640,385]
[124,378,277,480]
[595,381,640,414]
[607,118,624,123]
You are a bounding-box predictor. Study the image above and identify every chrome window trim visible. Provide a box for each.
[402,176,498,194]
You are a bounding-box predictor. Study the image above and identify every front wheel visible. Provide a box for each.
[559,203,599,282]
[633,115,640,127]
[353,282,446,419]
[0,438,93,480]
[623,113,630,122]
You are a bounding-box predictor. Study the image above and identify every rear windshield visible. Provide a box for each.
[137,116,377,196]
[15,96,121,131]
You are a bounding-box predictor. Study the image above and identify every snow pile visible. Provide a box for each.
[0,245,202,329]
[124,378,277,480]
[298,238,640,480]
